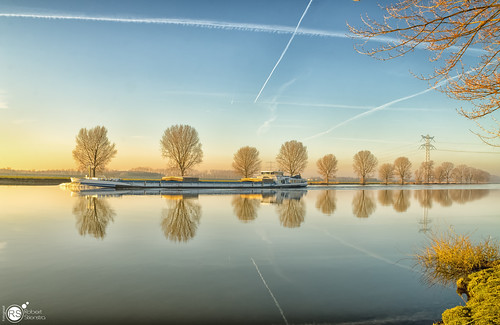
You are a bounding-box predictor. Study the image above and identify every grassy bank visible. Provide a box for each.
[414,230,500,324]
[0,176,71,186]
[440,265,500,324]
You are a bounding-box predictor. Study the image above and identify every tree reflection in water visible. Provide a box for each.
[73,196,115,239]
[231,194,260,223]
[352,190,376,218]
[450,189,490,204]
[393,190,411,212]
[415,190,433,209]
[161,196,201,243]
[277,198,306,228]
[377,190,394,206]
[315,190,336,216]
[432,190,453,207]
[410,189,491,208]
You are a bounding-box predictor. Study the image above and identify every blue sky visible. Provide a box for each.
[1,0,499,177]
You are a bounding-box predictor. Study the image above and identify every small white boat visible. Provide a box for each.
[70,171,308,189]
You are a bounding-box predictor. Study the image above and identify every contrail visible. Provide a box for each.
[251,258,288,325]
[303,75,462,141]
[0,12,342,38]
[306,225,415,272]
[257,78,297,135]
[253,0,313,103]
[0,13,486,55]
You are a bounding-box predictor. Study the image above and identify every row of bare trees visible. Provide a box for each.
[73,125,312,178]
[72,126,491,184]
[415,161,490,184]
[73,125,204,177]
[378,157,413,185]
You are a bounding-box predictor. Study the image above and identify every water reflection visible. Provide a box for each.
[433,190,453,207]
[377,190,394,206]
[352,190,376,218]
[277,198,306,228]
[449,189,490,204]
[393,190,411,212]
[316,190,337,216]
[415,190,433,209]
[67,188,492,239]
[231,194,260,223]
[73,196,115,239]
[161,195,201,243]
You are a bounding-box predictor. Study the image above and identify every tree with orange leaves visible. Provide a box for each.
[349,1,500,145]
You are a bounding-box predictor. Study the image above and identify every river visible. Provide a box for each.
[0,184,498,324]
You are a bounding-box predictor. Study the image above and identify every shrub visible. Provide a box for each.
[415,229,500,285]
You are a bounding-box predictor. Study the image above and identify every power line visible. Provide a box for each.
[436,149,500,154]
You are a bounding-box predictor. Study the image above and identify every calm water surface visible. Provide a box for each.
[0,185,499,324]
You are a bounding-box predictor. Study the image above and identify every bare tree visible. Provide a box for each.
[463,166,474,183]
[452,164,469,183]
[232,146,261,178]
[394,157,412,185]
[276,140,308,176]
[72,126,117,177]
[349,1,500,145]
[440,162,455,183]
[353,150,378,185]
[434,166,446,183]
[160,124,203,176]
[316,154,338,184]
[472,168,490,183]
[419,161,435,184]
[378,163,394,185]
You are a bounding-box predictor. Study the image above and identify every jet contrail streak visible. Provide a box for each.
[253,0,313,103]
[251,258,288,325]
[0,13,486,55]
[303,74,462,141]
[0,12,343,38]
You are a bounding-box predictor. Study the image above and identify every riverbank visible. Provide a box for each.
[438,264,500,324]
[0,176,70,186]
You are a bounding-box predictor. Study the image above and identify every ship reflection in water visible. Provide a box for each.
[70,188,490,241]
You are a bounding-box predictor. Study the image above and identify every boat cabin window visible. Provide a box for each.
[260,171,284,177]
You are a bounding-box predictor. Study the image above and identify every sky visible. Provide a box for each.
[1,0,499,177]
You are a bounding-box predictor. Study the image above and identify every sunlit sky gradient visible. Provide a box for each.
[1,0,499,177]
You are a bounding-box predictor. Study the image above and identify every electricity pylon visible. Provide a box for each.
[419,134,436,163]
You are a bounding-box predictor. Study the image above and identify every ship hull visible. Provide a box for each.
[70,178,308,189]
